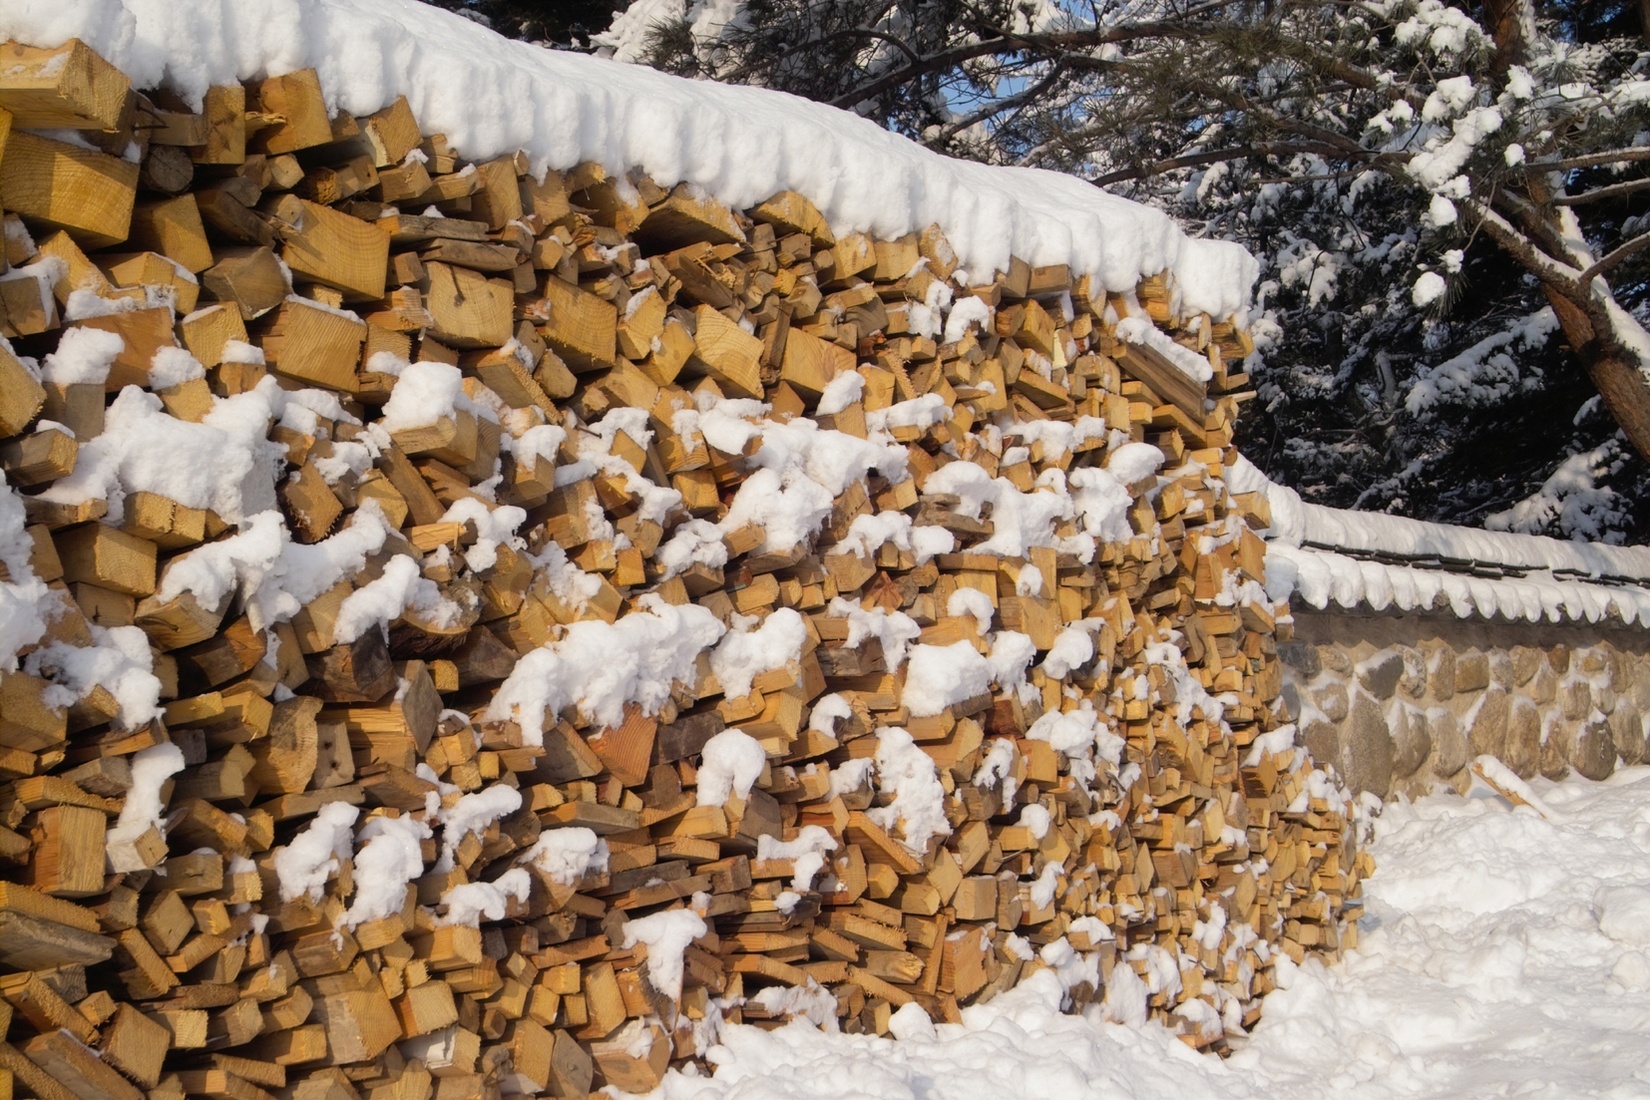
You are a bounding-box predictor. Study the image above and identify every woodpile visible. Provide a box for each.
[0,39,1369,1100]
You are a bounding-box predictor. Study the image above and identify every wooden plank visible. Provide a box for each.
[55,523,156,597]
[129,195,214,274]
[1115,341,1207,422]
[0,337,45,438]
[424,261,513,348]
[24,1031,145,1100]
[27,804,105,897]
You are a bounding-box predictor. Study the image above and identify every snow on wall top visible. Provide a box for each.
[0,0,1256,322]
[1228,456,1650,626]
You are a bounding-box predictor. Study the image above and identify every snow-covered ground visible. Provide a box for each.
[647,769,1650,1100]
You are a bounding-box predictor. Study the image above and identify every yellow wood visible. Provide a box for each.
[252,68,333,153]
[129,194,214,273]
[538,274,618,370]
[268,195,389,301]
[202,245,288,320]
[0,340,44,438]
[781,325,854,397]
[0,130,138,247]
[55,522,156,597]
[362,95,420,166]
[0,39,129,130]
[260,296,367,392]
[177,302,248,367]
[70,306,178,391]
[692,304,763,397]
[99,251,200,313]
[750,189,834,247]
[424,261,513,348]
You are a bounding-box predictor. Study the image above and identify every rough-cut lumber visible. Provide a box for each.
[129,195,214,274]
[259,296,368,392]
[0,340,46,437]
[537,275,618,370]
[202,246,288,319]
[691,305,763,398]
[265,195,389,301]
[424,261,513,348]
[55,523,156,597]
[250,69,333,154]
[0,39,129,130]
[0,130,139,247]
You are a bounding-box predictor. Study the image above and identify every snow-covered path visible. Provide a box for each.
[645,769,1650,1100]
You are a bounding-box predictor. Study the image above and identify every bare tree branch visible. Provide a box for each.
[1551,176,1650,206]
[1579,230,1650,285]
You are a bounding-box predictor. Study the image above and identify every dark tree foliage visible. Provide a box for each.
[413,0,623,46]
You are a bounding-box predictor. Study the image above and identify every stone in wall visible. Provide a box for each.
[1280,611,1650,799]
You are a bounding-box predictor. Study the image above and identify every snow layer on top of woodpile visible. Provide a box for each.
[1228,455,1650,625]
[0,0,1257,323]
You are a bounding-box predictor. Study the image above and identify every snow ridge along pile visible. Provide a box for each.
[1227,456,1650,625]
[0,21,1361,1098]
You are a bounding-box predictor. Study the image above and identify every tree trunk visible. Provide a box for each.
[1543,285,1650,463]
[1484,0,1529,75]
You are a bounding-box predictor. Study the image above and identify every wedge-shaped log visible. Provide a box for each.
[56,522,156,597]
[129,194,214,274]
[71,306,178,391]
[0,424,77,487]
[0,340,46,437]
[691,304,763,397]
[24,1030,145,1100]
[251,68,333,154]
[751,189,834,247]
[782,326,854,397]
[0,883,112,969]
[27,804,105,898]
[260,296,367,392]
[637,184,746,251]
[100,251,201,313]
[0,670,65,752]
[0,39,129,130]
[425,261,513,348]
[360,96,421,166]
[266,195,389,301]
[538,274,618,370]
[179,302,249,367]
[0,130,138,247]
[203,245,288,320]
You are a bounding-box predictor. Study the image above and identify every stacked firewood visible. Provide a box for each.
[0,39,1367,1100]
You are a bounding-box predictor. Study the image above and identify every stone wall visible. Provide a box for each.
[1281,609,1650,798]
